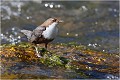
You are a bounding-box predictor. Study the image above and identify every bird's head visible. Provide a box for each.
[41,18,63,27]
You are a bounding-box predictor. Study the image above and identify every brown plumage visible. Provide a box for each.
[21,18,63,57]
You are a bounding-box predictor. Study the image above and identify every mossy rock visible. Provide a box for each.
[0,42,119,79]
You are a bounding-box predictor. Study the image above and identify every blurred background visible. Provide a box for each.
[1,0,119,53]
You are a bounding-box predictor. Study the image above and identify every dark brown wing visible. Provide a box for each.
[30,26,46,43]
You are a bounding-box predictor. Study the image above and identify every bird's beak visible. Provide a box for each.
[58,20,64,23]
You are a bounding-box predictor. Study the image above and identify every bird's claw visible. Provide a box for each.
[36,53,41,58]
[36,51,42,58]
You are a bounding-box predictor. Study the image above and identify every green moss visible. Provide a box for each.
[39,53,69,67]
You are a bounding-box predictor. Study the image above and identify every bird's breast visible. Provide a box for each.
[42,25,58,39]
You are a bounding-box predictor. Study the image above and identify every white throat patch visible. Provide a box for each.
[42,22,58,39]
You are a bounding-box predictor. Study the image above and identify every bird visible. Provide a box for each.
[21,18,63,57]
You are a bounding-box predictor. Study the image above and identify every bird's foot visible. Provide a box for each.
[36,50,41,57]
[35,48,47,58]
[34,47,51,57]
[34,47,42,58]
[36,53,41,58]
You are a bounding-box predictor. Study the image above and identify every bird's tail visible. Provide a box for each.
[21,30,32,40]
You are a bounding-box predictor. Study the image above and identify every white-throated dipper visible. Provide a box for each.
[21,18,63,57]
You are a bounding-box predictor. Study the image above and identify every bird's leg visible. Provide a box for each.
[35,46,38,54]
[44,43,52,55]
[34,45,41,57]
[45,43,48,50]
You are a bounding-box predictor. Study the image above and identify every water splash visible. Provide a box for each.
[1,27,23,44]
[81,6,88,11]
[44,2,63,9]
[88,43,101,48]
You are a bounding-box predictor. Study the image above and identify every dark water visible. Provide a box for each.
[7,62,83,79]
[3,61,118,79]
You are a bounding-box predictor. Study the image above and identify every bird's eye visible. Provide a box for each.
[52,19,57,22]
